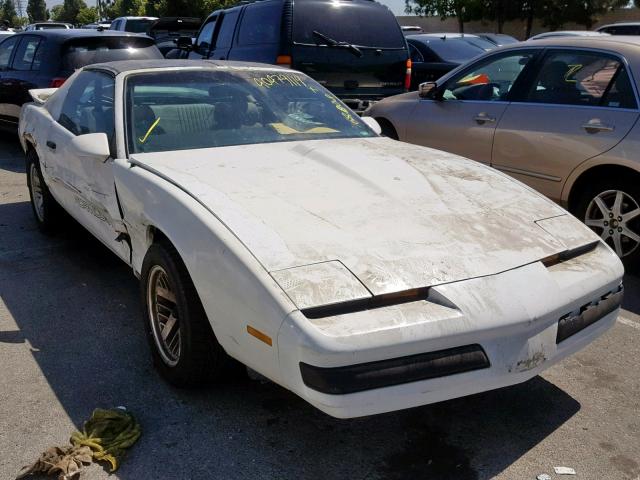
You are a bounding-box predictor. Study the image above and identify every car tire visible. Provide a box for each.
[376,118,399,140]
[25,148,61,235]
[141,241,235,387]
[574,177,640,268]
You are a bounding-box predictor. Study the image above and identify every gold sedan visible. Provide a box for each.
[367,36,640,265]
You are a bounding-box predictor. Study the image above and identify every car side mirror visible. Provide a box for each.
[361,116,382,135]
[69,133,111,161]
[176,35,193,51]
[418,81,439,99]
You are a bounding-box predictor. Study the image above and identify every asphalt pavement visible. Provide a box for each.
[0,132,638,480]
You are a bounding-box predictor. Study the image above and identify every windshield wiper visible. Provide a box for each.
[312,30,363,57]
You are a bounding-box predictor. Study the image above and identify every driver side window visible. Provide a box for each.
[58,70,115,143]
[443,51,536,102]
[195,18,217,55]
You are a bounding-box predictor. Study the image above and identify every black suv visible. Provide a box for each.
[177,0,410,112]
[0,30,163,132]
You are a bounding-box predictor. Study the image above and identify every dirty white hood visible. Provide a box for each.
[130,137,586,295]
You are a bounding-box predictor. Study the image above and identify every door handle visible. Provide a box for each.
[582,122,614,133]
[474,113,496,124]
[46,140,56,150]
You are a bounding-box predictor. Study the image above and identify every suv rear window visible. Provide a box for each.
[124,19,155,33]
[62,37,162,70]
[293,0,405,49]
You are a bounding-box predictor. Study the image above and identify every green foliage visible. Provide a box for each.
[0,0,19,27]
[27,0,47,22]
[49,3,63,20]
[76,5,98,24]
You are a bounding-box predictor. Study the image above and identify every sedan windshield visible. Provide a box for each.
[125,69,376,154]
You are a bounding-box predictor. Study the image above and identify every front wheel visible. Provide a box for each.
[574,178,640,267]
[141,242,234,387]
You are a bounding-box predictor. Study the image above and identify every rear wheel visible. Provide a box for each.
[25,148,61,234]
[574,177,640,267]
[141,242,235,387]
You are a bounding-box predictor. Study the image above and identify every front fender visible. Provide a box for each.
[112,159,296,384]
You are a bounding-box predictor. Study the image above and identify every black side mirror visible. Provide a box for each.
[176,35,193,51]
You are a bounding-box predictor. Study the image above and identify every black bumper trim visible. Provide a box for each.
[556,284,623,344]
[299,344,490,395]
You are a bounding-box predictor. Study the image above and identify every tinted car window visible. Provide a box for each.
[601,66,637,109]
[238,3,281,46]
[13,36,42,71]
[215,10,239,48]
[601,25,640,35]
[419,38,485,63]
[525,51,622,106]
[195,18,216,54]
[124,19,155,33]
[59,70,115,141]
[443,51,535,101]
[293,0,405,49]
[0,35,19,70]
[61,37,162,70]
[408,44,424,63]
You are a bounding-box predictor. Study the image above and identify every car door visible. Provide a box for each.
[492,49,640,202]
[405,49,540,165]
[45,70,130,261]
[4,35,44,120]
[0,35,20,129]
[208,9,239,60]
[188,15,218,59]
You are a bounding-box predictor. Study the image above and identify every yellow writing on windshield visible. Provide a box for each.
[138,117,161,144]
[324,93,359,126]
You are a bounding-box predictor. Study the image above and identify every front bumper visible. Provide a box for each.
[277,243,623,418]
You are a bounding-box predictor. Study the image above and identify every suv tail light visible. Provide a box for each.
[404,59,412,91]
[49,77,67,88]
[276,55,292,68]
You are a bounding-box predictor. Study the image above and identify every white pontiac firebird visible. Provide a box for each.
[19,60,624,418]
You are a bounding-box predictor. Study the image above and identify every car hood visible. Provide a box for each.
[130,137,592,295]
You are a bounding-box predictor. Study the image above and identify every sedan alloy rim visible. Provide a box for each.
[147,265,181,367]
[30,163,45,222]
[585,189,640,258]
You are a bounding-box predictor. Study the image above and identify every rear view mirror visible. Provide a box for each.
[418,81,438,99]
[361,116,382,135]
[176,35,193,50]
[69,133,111,161]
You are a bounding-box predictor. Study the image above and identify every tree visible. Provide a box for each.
[58,0,87,23]
[76,5,98,24]
[49,4,64,20]
[0,0,19,27]
[405,0,471,33]
[565,0,628,29]
[465,0,522,33]
[27,0,47,22]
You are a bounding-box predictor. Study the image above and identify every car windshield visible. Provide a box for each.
[124,19,155,33]
[125,69,376,154]
[421,38,487,62]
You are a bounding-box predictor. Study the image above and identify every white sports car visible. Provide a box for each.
[19,60,624,418]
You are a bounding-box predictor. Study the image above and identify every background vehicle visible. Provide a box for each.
[109,16,158,33]
[19,60,623,418]
[367,36,640,264]
[82,22,112,30]
[528,30,609,40]
[476,33,519,46]
[175,0,410,112]
[147,17,201,56]
[0,30,162,132]
[24,22,73,31]
[407,34,495,88]
[597,22,640,35]
[402,25,423,35]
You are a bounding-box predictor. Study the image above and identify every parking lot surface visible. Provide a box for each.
[1,132,639,480]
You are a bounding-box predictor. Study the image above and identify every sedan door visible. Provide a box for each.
[405,49,540,165]
[0,35,20,129]
[492,49,639,202]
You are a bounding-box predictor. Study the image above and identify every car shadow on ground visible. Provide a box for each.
[0,132,25,173]
[0,198,588,480]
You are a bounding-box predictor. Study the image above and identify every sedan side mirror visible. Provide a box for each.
[176,35,193,51]
[69,133,111,161]
[418,81,439,99]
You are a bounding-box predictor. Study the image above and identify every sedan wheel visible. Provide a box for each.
[147,265,182,367]
[25,148,61,234]
[29,162,46,223]
[585,189,640,258]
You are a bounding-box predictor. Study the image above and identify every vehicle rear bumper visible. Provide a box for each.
[277,244,623,418]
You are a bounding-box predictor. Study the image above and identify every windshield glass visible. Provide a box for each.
[124,19,155,33]
[293,0,405,48]
[125,69,376,154]
[422,38,486,63]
